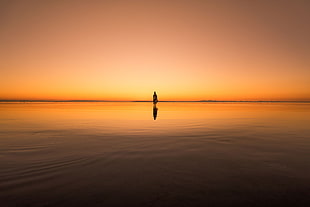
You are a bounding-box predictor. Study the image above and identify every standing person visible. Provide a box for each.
[153,91,158,104]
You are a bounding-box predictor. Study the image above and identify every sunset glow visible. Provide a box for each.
[1,1,309,101]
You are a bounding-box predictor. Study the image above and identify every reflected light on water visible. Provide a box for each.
[0,102,310,206]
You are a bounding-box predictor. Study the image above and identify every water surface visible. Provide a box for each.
[1,102,310,206]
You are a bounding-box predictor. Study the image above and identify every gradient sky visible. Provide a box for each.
[1,0,309,101]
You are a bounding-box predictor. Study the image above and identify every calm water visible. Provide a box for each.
[1,102,310,207]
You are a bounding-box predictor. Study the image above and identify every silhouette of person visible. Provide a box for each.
[153,91,158,104]
[153,104,158,120]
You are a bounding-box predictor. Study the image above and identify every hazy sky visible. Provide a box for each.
[1,0,309,101]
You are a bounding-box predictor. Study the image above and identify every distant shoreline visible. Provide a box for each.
[0,100,309,103]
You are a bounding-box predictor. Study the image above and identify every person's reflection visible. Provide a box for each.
[153,104,158,120]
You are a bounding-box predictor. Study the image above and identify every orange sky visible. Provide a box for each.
[0,0,309,101]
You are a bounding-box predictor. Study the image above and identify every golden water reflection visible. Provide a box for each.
[1,102,310,207]
[1,102,309,136]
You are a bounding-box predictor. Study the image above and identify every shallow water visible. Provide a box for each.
[0,102,310,207]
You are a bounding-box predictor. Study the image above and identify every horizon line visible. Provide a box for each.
[0,100,310,103]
